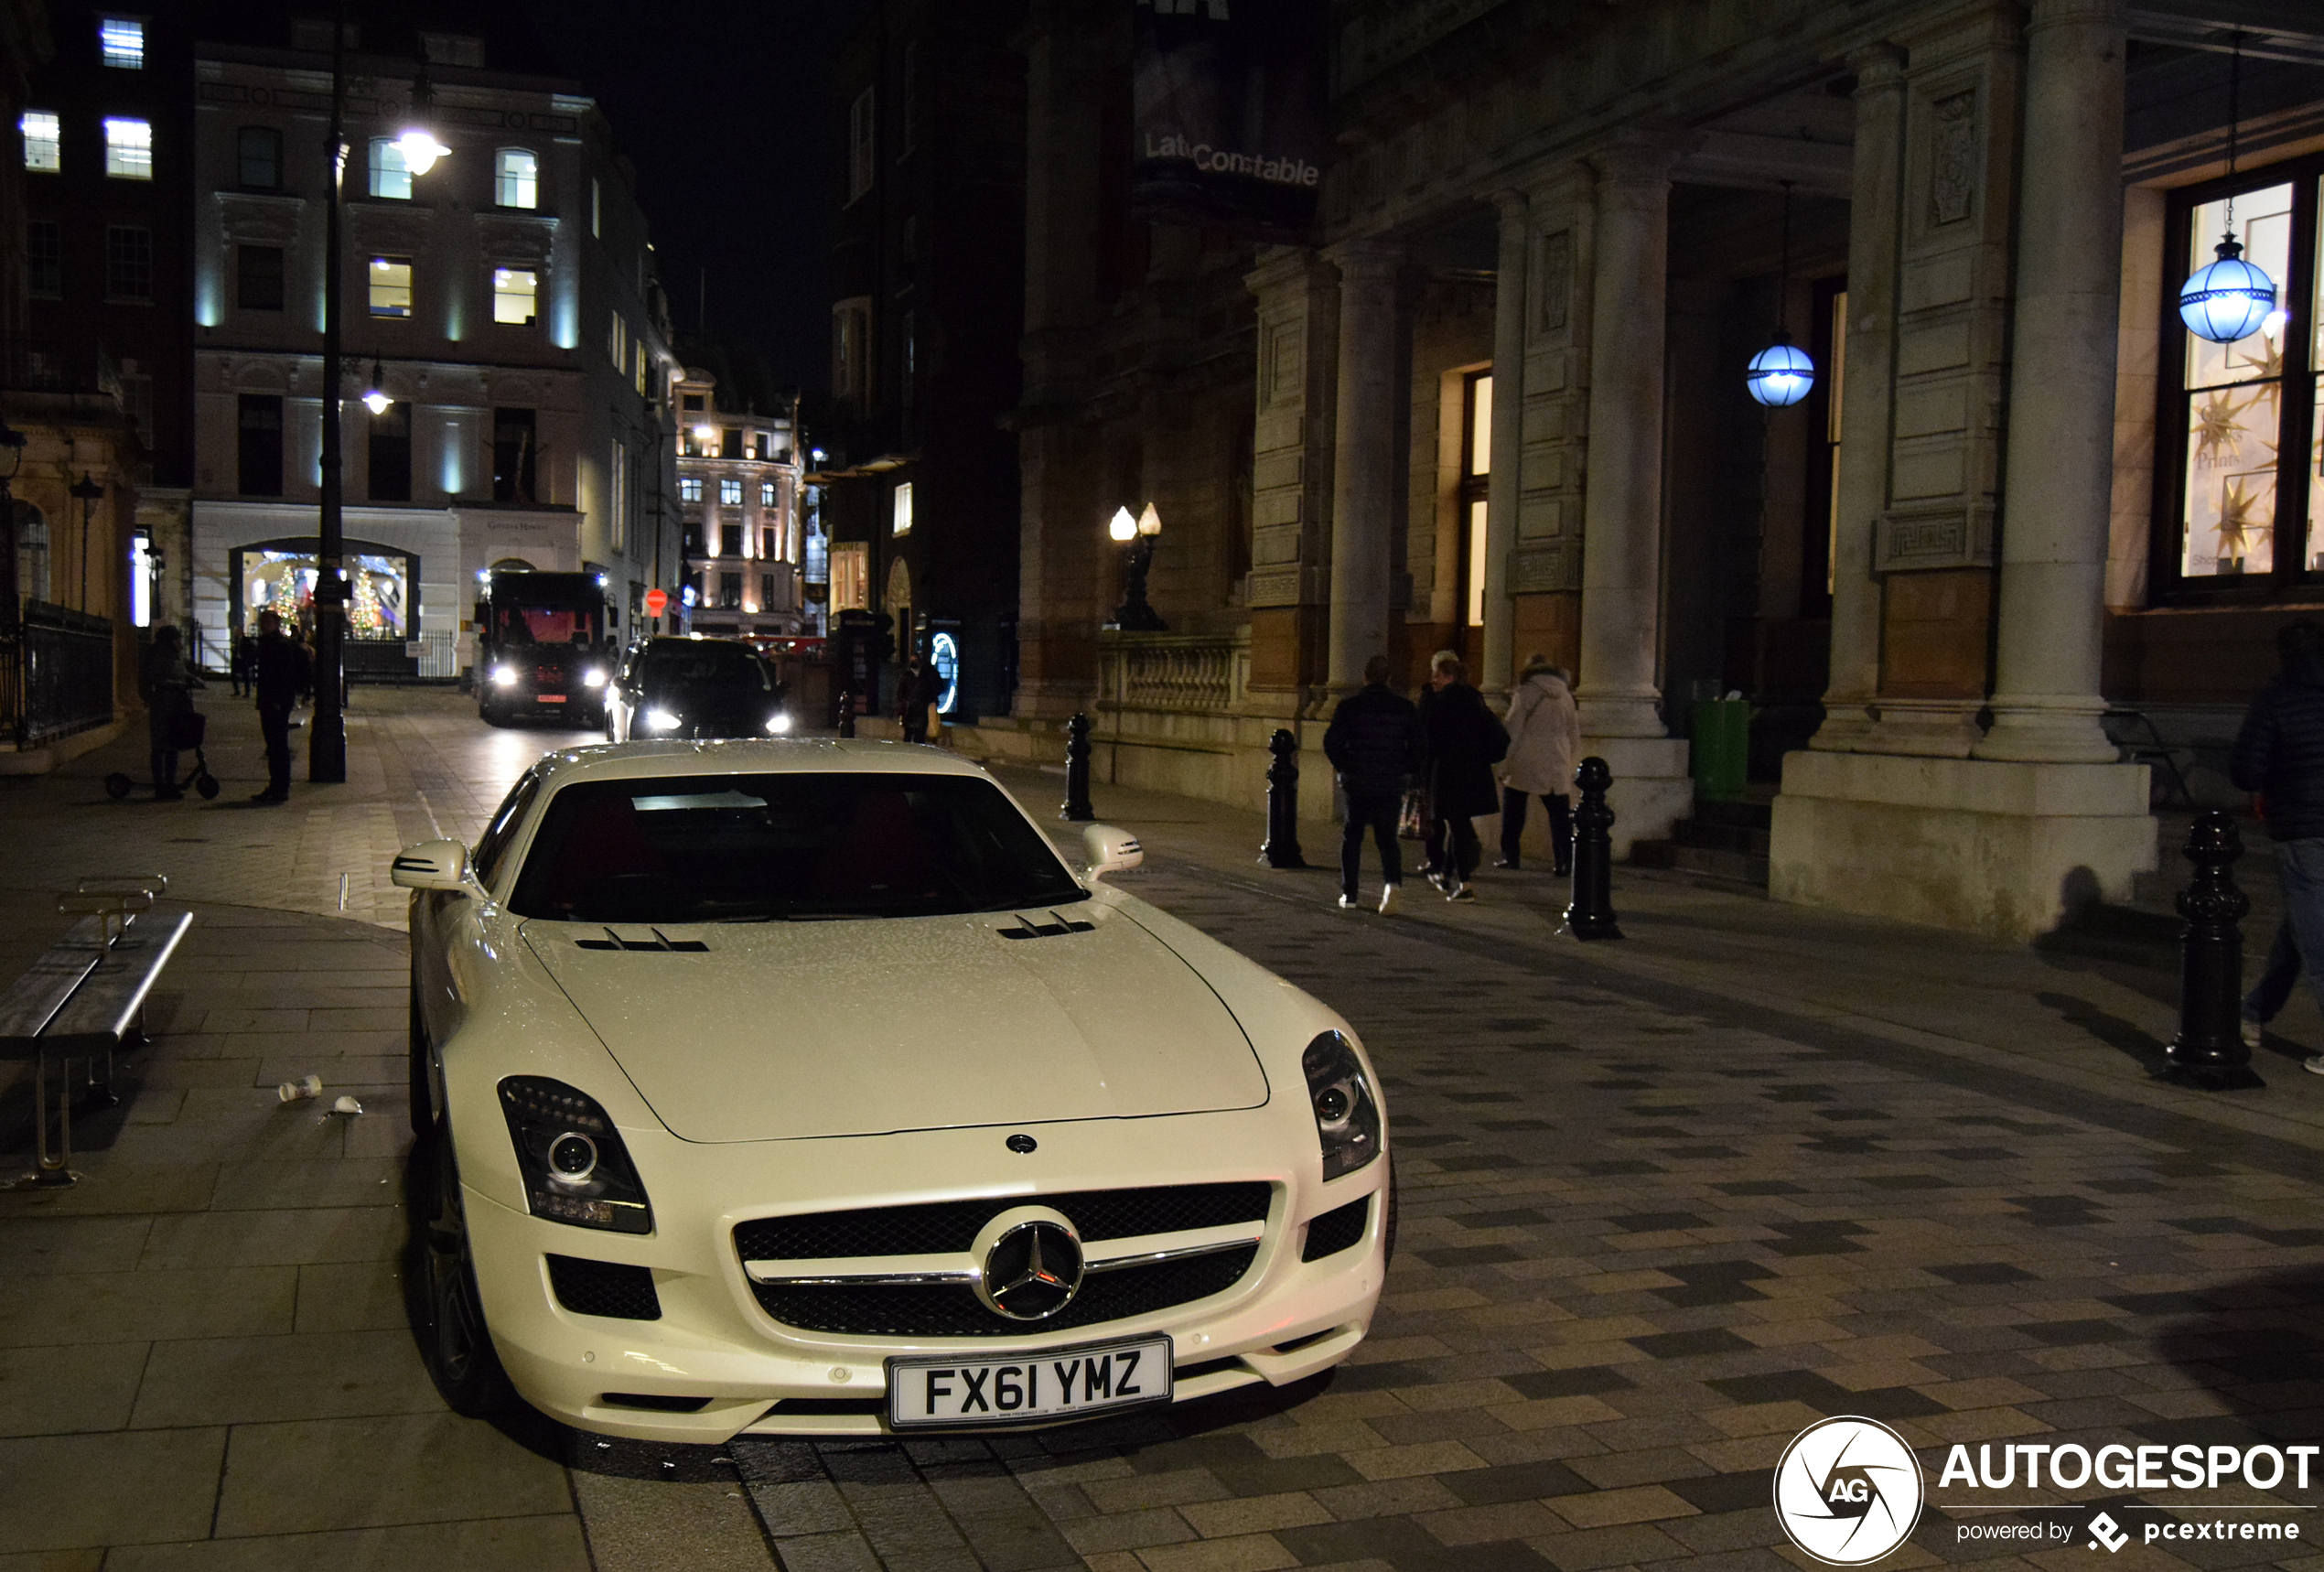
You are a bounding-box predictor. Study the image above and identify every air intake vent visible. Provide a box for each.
[1301,1196,1370,1262]
[572,928,709,953]
[998,910,1096,940]
[547,1254,662,1319]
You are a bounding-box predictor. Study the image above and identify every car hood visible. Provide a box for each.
[521,902,1269,1142]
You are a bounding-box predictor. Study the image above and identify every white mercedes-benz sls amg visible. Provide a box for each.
[393,738,1393,1441]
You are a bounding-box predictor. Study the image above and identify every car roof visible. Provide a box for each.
[526,738,999,790]
[638,635,758,656]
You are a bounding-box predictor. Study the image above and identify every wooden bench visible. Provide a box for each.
[1,875,192,1189]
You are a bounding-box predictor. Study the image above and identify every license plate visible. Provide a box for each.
[535,694,567,704]
[887,1335,1172,1429]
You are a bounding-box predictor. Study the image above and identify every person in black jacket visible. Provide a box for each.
[1323,654,1422,914]
[1417,650,1508,902]
[250,609,311,804]
[2233,619,2324,1073]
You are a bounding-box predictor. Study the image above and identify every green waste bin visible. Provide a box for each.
[1691,697,1749,802]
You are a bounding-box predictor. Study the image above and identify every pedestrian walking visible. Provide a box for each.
[898,655,940,744]
[2234,618,2324,1071]
[1323,653,1423,914]
[1417,650,1508,902]
[229,630,254,697]
[140,626,199,800]
[251,608,311,804]
[1497,654,1580,875]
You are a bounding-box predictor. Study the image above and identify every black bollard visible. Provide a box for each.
[1259,727,1307,868]
[1060,712,1095,822]
[2168,809,2254,1084]
[835,689,855,738]
[1561,756,1623,941]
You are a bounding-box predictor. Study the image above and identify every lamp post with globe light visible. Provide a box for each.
[1108,503,1167,631]
[68,472,102,613]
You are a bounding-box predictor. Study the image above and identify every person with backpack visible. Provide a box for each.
[1417,650,1508,902]
[1323,653,1424,914]
[2233,618,2324,1072]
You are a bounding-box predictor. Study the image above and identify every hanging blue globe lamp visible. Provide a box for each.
[1748,180,1814,407]
[2179,28,2276,345]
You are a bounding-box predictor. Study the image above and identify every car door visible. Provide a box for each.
[416,768,540,1051]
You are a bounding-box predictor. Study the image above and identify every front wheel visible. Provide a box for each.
[418,1124,514,1418]
[103,772,133,800]
[195,771,221,801]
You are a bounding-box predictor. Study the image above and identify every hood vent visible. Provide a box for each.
[997,910,1097,941]
[572,927,710,953]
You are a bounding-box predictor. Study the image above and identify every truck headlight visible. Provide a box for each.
[579,667,608,688]
[490,663,517,688]
[765,712,792,735]
[643,708,681,733]
[1303,1031,1382,1180]
[499,1076,652,1233]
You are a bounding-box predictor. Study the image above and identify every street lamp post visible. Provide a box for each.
[1108,503,1167,632]
[68,472,102,613]
[309,16,350,781]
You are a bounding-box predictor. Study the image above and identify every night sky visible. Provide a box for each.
[518,0,841,402]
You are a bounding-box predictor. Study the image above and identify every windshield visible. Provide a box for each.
[638,646,767,693]
[495,604,601,647]
[509,772,1087,922]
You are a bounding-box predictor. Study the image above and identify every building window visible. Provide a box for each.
[104,226,153,303]
[681,393,704,412]
[21,111,59,172]
[368,400,412,502]
[2163,168,2319,587]
[847,87,875,202]
[760,572,775,610]
[103,117,151,180]
[369,137,411,199]
[419,32,484,68]
[679,475,703,504]
[830,541,868,610]
[761,526,778,560]
[720,427,741,459]
[238,244,285,311]
[608,310,625,370]
[120,369,153,449]
[238,125,282,188]
[99,16,143,68]
[720,478,743,507]
[833,297,870,404]
[590,177,601,237]
[369,255,413,318]
[491,266,537,326]
[238,393,284,497]
[27,220,59,298]
[496,147,537,209]
[608,440,628,552]
[1458,371,1490,633]
[719,571,741,609]
[892,480,913,537]
[761,480,777,509]
[633,340,647,397]
[720,522,743,556]
[492,407,537,503]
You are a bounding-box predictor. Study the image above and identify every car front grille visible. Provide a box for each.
[735,1182,1274,1339]
[548,1254,661,1320]
[748,1245,1260,1337]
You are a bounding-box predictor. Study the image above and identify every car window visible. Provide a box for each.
[508,771,1087,923]
[472,769,543,888]
[639,646,767,692]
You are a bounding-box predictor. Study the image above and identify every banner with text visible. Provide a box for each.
[1131,0,1327,243]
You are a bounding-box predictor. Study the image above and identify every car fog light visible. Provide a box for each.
[499,1076,651,1233]
[643,708,681,733]
[1303,1030,1382,1180]
[765,712,792,735]
[490,663,517,688]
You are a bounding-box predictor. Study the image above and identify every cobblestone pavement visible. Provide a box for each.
[10,698,2324,1571]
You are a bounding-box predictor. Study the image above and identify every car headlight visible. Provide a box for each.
[579,667,608,688]
[765,712,791,735]
[499,1076,652,1233]
[490,663,518,688]
[1303,1030,1382,1180]
[643,708,681,733]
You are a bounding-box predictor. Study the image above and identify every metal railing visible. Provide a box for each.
[7,599,115,748]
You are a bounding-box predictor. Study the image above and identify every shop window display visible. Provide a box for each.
[240,548,411,641]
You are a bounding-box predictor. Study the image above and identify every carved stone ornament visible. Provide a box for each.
[1535,229,1572,335]
[476,212,557,269]
[1512,541,1582,593]
[1874,503,1996,572]
[345,202,432,257]
[1928,90,1976,226]
[216,191,304,247]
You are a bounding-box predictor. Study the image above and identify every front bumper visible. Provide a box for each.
[460,1112,1388,1441]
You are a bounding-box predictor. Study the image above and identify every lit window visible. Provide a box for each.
[608,310,624,370]
[495,147,537,209]
[720,478,743,506]
[492,266,537,326]
[99,16,143,69]
[21,111,59,172]
[892,479,912,536]
[760,480,776,507]
[633,340,646,397]
[103,117,151,180]
[680,476,703,503]
[368,255,413,318]
[369,137,410,199]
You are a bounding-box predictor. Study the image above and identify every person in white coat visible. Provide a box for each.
[1497,654,1579,875]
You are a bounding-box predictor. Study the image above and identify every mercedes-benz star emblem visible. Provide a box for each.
[973,1208,1086,1320]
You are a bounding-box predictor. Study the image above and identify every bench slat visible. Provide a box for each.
[37,907,194,1050]
[0,914,113,1039]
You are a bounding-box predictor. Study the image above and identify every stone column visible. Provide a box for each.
[1574,138,1675,739]
[1812,44,1907,752]
[1974,0,2125,763]
[1479,190,1527,694]
[1326,242,1401,692]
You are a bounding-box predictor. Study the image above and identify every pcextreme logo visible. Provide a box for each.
[1774,1417,1926,1566]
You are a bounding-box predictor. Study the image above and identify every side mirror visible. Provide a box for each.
[392,838,479,895]
[1083,824,1143,882]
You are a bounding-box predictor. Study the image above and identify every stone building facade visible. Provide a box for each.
[673,369,805,639]
[946,0,2324,942]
